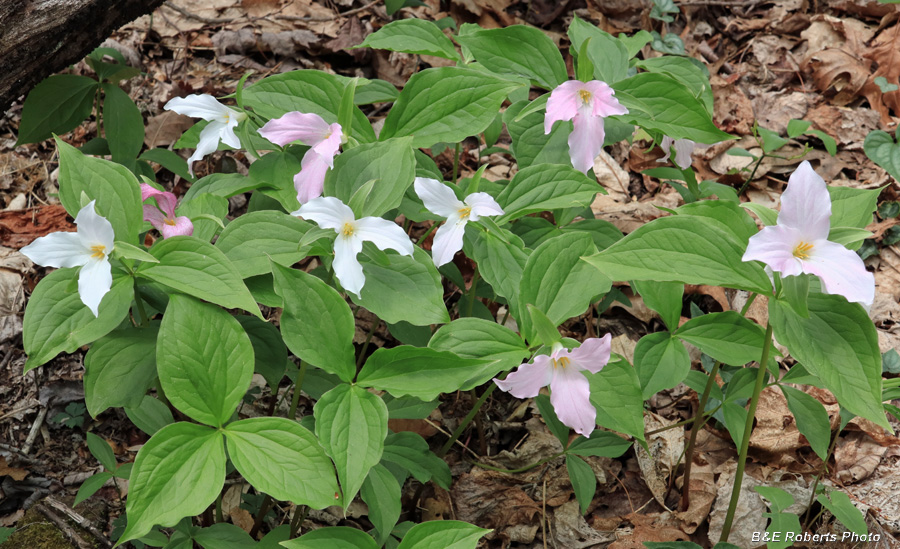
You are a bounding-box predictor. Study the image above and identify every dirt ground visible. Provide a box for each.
[2,0,900,547]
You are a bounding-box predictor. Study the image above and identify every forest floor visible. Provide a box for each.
[2,0,900,547]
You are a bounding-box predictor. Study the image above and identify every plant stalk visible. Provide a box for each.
[288,362,307,420]
[438,384,496,458]
[452,142,461,184]
[720,322,774,542]
[133,283,149,326]
[680,360,722,512]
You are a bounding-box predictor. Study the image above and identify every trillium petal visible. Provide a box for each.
[333,235,365,297]
[258,112,330,146]
[743,224,805,277]
[220,115,242,150]
[312,124,343,163]
[549,366,596,437]
[188,121,227,174]
[658,136,674,164]
[164,94,230,121]
[140,183,162,202]
[294,151,330,204]
[414,177,463,218]
[568,112,605,174]
[464,192,504,221]
[78,257,113,317]
[494,356,553,398]
[778,161,831,240]
[544,80,583,134]
[143,205,168,231]
[354,217,415,256]
[293,196,354,230]
[20,232,89,268]
[75,201,115,250]
[430,217,466,267]
[802,239,875,306]
[568,334,612,374]
[161,216,194,239]
[672,138,696,170]
[583,80,628,118]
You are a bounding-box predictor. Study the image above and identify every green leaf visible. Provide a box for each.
[584,215,771,293]
[56,138,143,243]
[586,356,645,443]
[676,194,758,243]
[356,19,460,61]
[380,67,522,148]
[864,129,900,183]
[758,127,789,154]
[183,173,257,201]
[112,241,159,263]
[519,233,611,340]
[176,193,228,243]
[157,295,254,427]
[535,394,570,446]
[314,384,388,507]
[770,292,888,429]
[101,83,144,163]
[675,312,767,366]
[566,455,596,515]
[140,148,194,182]
[17,75,98,145]
[350,78,400,105]
[780,386,831,460]
[249,148,303,212]
[505,99,570,169]
[86,432,117,471]
[281,527,378,549]
[568,16,629,84]
[613,73,732,143]
[324,137,416,217]
[817,490,868,535]
[466,227,529,315]
[454,25,567,90]
[224,417,339,509]
[496,164,603,223]
[428,318,529,388]
[754,486,795,513]
[527,304,562,347]
[23,269,133,372]
[786,119,810,138]
[396,520,490,549]
[360,464,402,545]
[762,511,802,549]
[634,56,713,114]
[634,332,690,399]
[243,70,375,143]
[567,431,632,458]
[384,395,439,419]
[194,523,256,549]
[119,422,225,543]
[353,248,449,326]
[139,236,262,317]
[125,395,174,436]
[357,347,495,401]
[74,472,113,506]
[381,432,451,489]
[829,186,880,230]
[214,211,314,278]
[781,273,810,317]
[271,263,356,382]
[84,325,159,416]
[235,316,287,390]
[741,202,778,226]
[632,280,683,331]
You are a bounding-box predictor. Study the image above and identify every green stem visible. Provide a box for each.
[438,384,496,458]
[883,378,900,389]
[289,505,309,538]
[133,283,149,326]
[680,360,722,512]
[248,495,273,538]
[737,153,766,197]
[417,223,439,247]
[215,492,223,523]
[288,362,307,420]
[739,292,757,316]
[466,268,480,317]
[802,428,841,530]
[357,319,379,368]
[644,405,721,437]
[475,452,563,474]
[452,142,461,184]
[720,322,774,542]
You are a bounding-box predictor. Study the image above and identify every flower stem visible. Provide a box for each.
[289,505,309,538]
[680,360,722,512]
[417,223,438,247]
[133,283,149,326]
[466,267,480,317]
[475,452,564,474]
[720,322,774,542]
[801,427,840,530]
[438,384,496,458]
[356,318,379,368]
[288,361,307,420]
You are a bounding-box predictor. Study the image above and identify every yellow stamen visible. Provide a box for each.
[553,357,571,369]
[578,89,592,105]
[793,241,814,259]
[458,206,472,220]
[341,223,355,237]
[90,244,106,259]
[164,218,176,226]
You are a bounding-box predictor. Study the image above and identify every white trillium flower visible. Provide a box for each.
[164,94,247,175]
[21,201,115,317]
[413,177,504,267]
[294,197,414,297]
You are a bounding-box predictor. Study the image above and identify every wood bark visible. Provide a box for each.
[0,0,166,111]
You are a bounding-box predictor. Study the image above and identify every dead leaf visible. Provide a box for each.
[553,499,617,548]
[707,460,767,547]
[675,458,715,534]
[0,457,28,481]
[452,468,542,543]
[748,386,811,469]
[0,206,74,249]
[712,75,754,135]
[834,431,888,484]
[635,412,684,509]
[144,111,195,149]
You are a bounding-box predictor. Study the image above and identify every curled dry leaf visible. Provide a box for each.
[707,460,767,547]
[675,457,715,534]
[635,412,684,509]
[834,431,888,484]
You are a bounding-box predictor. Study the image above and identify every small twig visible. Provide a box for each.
[0,403,39,423]
[542,479,548,549]
[276,0,382,21]
[35,504,93,549]
[45,497,113,548]
[22,407,48,454]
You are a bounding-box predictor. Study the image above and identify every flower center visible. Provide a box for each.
[577,89,593,105]
[458,206,471,220]
[793,241,814,259]
[553,357,571,369]
[164,217,177,226]
[341,222,355,237]
[90,244,107,259]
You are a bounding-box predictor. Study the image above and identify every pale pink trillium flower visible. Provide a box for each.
[163,94,246,176]
[140,184,193,239]
[294,197,414,297]
[658,136,701,170]
[544,80,628,174]
[20,201,114,317]
[742,160,875,306]
[258,112,343,204]
[413,177,504,267]
[494,334,612,437]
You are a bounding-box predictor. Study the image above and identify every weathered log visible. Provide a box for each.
[0,0,166,111]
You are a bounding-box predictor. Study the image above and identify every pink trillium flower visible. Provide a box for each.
[295,197,414,297]
[545,80,628,174]
[258,112,343,204]
[494,334,612,437]
[164,94,246,176]
[20,201,114,317]
[413,177,504,267]
[140,184,193,239]
[742,160,875,306]
[658,136,702,170]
